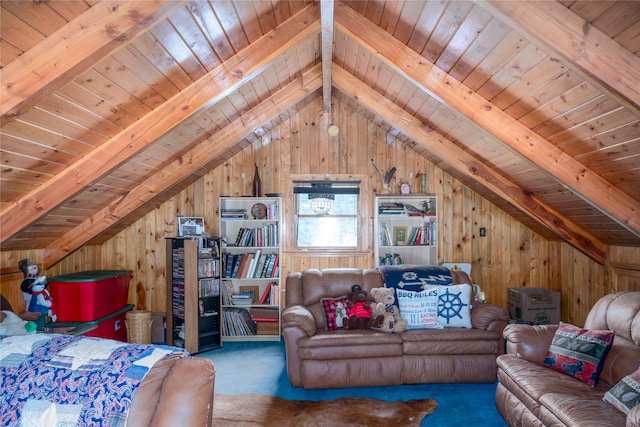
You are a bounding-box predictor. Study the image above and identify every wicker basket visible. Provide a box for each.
[125,310,153,344]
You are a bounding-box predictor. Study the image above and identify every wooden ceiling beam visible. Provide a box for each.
[43,65,323,267]
[320,0,334,114]
[0,0,183,124]
[335,2,640,239]
[475,0,640,115]
[333,64,606,264]
[0,4,321,245]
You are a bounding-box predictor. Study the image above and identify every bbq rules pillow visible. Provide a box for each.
[543,322,615,386]
[396,284,472,330]
[396,288,441,330]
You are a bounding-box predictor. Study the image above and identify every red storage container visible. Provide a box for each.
[83,305,134,341]
[48,270,132,322]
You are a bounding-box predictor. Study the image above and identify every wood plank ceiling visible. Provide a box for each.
[1,0,639,267]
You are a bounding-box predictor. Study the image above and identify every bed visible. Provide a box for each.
[0,304,215,427]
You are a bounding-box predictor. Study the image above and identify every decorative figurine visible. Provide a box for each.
[18,258,56,330]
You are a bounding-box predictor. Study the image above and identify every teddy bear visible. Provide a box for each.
[369,287,408,333]
[342,285,384,330]
[0,310,37,336]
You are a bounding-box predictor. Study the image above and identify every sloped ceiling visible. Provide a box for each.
[1,0,639,268]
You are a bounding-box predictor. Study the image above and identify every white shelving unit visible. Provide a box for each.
[219,197,282,341]
[374,194,438,266]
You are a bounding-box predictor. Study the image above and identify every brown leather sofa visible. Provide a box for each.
[282,268,510,389]
[496,291,640,427]
[1,294,216,427]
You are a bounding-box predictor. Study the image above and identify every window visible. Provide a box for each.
[294,180,360,249]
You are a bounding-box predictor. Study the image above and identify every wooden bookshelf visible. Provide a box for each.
[166,237,222,353]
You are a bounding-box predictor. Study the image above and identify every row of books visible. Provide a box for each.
[407,223,437,245]
[220,280,279,306]
[260,281,279,305]
[222,306,280,337]
[222,307,256,336]
[222,204,279,219]
[221,208,248,219]
[378,202,434,217]
[223,251,279,279]
[232,224,278,247]
[378,203,407,215]
[378,222,437,246]
[251,306,279,335]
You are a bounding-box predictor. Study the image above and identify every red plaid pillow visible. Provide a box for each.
[320,296,352,330]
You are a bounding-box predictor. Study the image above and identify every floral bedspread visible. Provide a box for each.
[0,334,187,427]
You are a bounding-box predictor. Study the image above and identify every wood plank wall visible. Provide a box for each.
[2,97,638,325]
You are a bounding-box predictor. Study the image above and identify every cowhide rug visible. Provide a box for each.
[213,393,437,426]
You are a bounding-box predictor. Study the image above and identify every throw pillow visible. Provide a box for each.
[396,288,442,330]
[320,296,352,331]
[434,284,472,328]
[543,322,615,386]
[603,366,640,414]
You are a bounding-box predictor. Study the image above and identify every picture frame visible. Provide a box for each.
[239,285,260,302]
[178,216,205,237]
[393,226,407,245]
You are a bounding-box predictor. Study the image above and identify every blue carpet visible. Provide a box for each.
[197,341,507,426]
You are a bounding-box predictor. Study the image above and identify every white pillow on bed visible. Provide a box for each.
[0,310,34,336]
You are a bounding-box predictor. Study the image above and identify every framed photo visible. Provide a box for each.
[178,216,205,237]
[393,226,407,245]
[239,285,260,302]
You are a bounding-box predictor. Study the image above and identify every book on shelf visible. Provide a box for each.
[223,307,256,336]
[255,321,279,335]
[247,249,261,278]
[258,282,273,304]
[379,223,392,246]
[250,306,278,320]
[231,290,254,305]
[253,253,267,278]
[221,209,248,219]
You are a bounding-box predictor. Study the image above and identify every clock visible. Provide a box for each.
[400,181,411,194]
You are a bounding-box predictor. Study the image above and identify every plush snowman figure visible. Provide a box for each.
[27,280,57,330]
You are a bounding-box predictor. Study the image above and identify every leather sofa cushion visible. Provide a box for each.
[538,392,626,427]
[585,291,640,345]
[497,354,610,406]
[598,338,640,386]
[404,339,499,355]
[402,327,501,342]
[404,354,498,383]
[300,357,404,389]
[297,330,402,360]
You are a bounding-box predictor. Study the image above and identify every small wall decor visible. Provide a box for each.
[178,216,205,237]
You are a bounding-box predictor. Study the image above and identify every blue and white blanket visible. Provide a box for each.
[379,264,453,291]
[0,334,187,427]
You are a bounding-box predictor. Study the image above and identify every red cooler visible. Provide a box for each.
[49,270,132,322]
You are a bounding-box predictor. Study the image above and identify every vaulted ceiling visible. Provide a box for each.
[1,0,639,268]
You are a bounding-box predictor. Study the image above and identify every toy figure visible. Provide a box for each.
[18,258,56,330]
[342,284,384,330]
[370,287,408,333]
